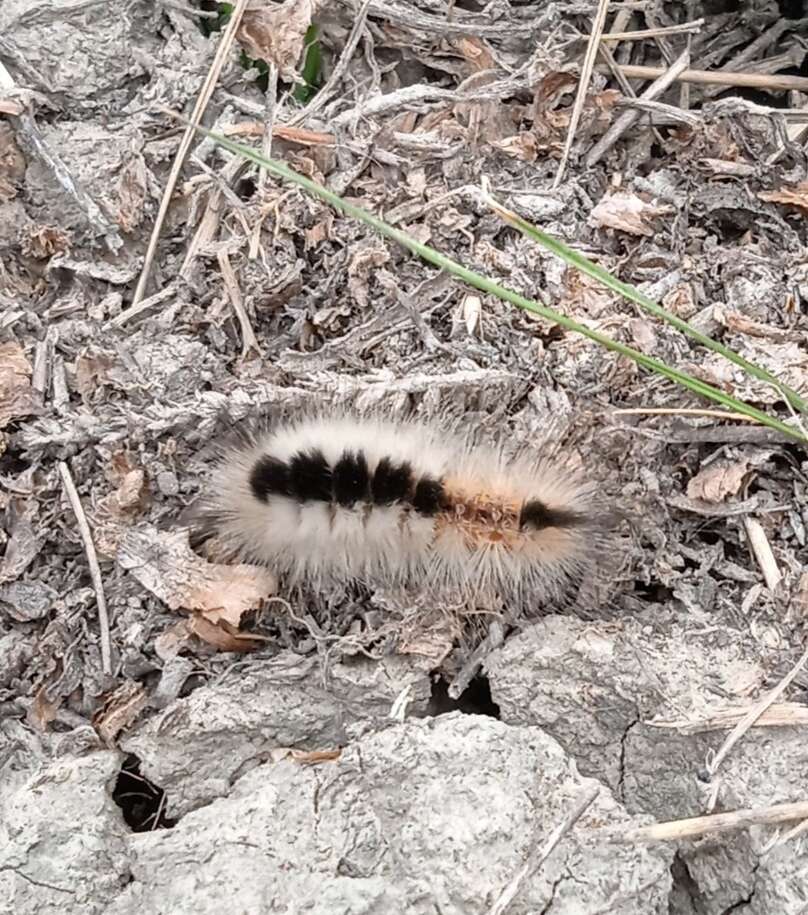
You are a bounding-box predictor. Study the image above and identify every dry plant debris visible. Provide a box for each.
[1,2,808,912]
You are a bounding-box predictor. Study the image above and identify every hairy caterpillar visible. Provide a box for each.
[188,412,615,616]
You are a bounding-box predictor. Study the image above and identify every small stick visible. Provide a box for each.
[58,462,112,676]
[223,122,334,145]
[130,0,250,308]
[586,48,689,166]
[602,64,808,92]
[706,646,808,778]
[604,800,808,844]
[601,19,704,41]
[649,701,808,734]
[553,0,611,188]
[614,97,701,126]
[489,785,600,915]
[217,249,260,356]
[106,282,178,329]
[597,24,665,146]
[743,517,782,592]
[448,619,504,699]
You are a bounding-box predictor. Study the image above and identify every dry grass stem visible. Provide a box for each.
[613,408,760,422]
[489,785,600,915]
[587,48,689,166]
[57,462,112,676]
[648,702,808,734]
[604,801,808,844]
[604,63,808,92]
[743,517,782,592]
[601,20,704,41]
[706,646,808,779]
[217,249,260,356]
[553,0,611,188]
[131,0,250,308]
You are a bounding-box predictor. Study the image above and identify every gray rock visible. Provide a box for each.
[122,650,432,817]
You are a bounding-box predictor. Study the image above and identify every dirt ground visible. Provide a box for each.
[2,1,808,913]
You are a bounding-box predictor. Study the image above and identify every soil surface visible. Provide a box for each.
[1,2,808,913]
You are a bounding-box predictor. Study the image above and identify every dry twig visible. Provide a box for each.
[603,64,808,92]
[706,646,808,779]
[489,785,600,914]
[743,517,782,592]
[553,0,610,188]
[604,800,808,844]
[58,462,112,676]
[587,48,690,167]
[131,0,250,307]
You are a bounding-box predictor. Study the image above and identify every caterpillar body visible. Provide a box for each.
[189,412,614,616]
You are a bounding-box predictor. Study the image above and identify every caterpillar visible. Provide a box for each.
[187,411,615,617]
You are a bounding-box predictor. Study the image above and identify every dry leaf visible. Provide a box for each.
[589,190,672,237]
[21,225,69,259]
[347,239,390,308]
[28,685,58,732]
[154,619,194,661]
[493,133,538,162]
[0,342,41,429]
[0,122,25,201]
[187,614,266,653]
[686,459,752,503]
[238,0,316,81]
[759,182,808,213]
[75,348,114,399]
[116,155,151,232]
[448,36,496,72]
[92,681,148,745]
[117,527,276,628]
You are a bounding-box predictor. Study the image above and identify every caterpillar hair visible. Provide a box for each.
[187,411,616,617]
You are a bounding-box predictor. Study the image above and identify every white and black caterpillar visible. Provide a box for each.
[189,412,615,615]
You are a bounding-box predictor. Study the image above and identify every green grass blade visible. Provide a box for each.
[485,196,808,416]
[189,126,807,445]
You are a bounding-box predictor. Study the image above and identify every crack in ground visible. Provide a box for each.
[0,864,76,895]
[617,712,640,805]
[721,857,760,914]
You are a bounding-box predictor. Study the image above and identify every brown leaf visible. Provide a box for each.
[589,190,672,237]
[92,681,149,746]
[187,614,266,653]
[116,155,152,232]
[75,348,115,400]
[28,685,58,732]
[686,459,751,503]
[21,225,70,259]
[154,619,194,661]
[759,182,808,213]
[238,0,316,80]
[0,341,41,428]
[0,122,25,201]
[493,133,538,162]
[448,36,496,72]
[117,527,277,628]
[268,747,343,765]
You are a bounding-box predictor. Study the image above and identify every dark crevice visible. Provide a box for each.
[112,754,176,832]
[617,714,640,805]
[669,852,703,915]
[426,674,501,718]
